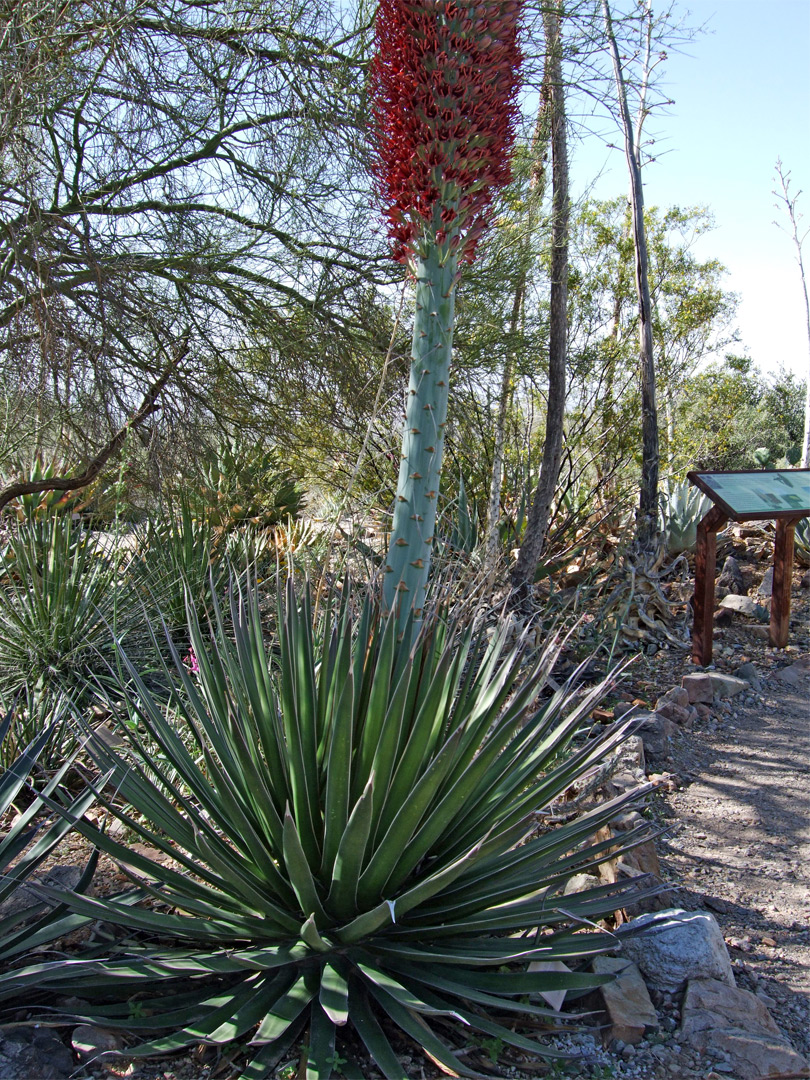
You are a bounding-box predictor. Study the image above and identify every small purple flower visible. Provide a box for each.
[184,648,200,676]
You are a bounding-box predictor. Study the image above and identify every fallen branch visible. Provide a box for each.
[0,339,187,515]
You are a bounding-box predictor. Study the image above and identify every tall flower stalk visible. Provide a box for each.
[372,0,523,622]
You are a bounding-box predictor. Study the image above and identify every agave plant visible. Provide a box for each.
[26,578,658,1078]
[129,501,227,638]
[658,478,712,555]
[191,436,305,532]
[0,708,95,975]
[0,513,131,735]
[372,0,522,623]
[793,517,810,566]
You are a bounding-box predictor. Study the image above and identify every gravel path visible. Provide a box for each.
[659,672,810,1064]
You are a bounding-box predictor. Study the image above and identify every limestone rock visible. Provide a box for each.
[680,977,809,1080]
[592,956,659,1046]
[0,1026,73,1079]
[617,909,734,993]
[681,673,714,704]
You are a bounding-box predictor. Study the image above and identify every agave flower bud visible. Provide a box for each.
[371,0,522,266]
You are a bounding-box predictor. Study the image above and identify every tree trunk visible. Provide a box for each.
[511,3,569,596]
[602,0,659,552]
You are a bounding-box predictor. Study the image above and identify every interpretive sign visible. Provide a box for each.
[686,469,810,665]
[688,469,810,520]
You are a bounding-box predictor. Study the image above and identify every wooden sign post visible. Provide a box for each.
[687,469,810,666]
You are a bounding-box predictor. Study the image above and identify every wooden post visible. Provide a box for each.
[769,517,801,648]
[692,505,728,666]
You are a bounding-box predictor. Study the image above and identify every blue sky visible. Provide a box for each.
[568,0,810,380]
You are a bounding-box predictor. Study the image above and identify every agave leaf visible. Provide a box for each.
[306,1002,336,1080]
[326,777,374,918]
[252,972,316,1044]
[364,982,484,1080]
[319,962,349,1026]
[282,811,328,924]
[320,663,355,877]
[357,962,464,1019]
[347,982,408,1080]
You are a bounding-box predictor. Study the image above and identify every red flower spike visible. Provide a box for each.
[370,0,522,265]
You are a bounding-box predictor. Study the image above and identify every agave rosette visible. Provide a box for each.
[29,581,658,1078]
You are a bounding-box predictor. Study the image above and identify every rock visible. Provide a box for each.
[757,566,774,597]
[655,702,693,725]
[0,864,85,920]
[681,673,714,704]
[0,1026,74,1079]
[71,1024,125,1063]
[592,956,659,1046]
[800,569,810,588]
[614,701,639,719]
[636,713,679,763]
[732,662,762,691]
[773,657,810,689]
[655,687,690,710]
[718,594,768,620]
[706,673,749,699]
[748,624,772,640]
[680,978,809,1080]
[717,556,745,594]
[713,606,734,626]
[564,873,600,896]
[618,909,735,993]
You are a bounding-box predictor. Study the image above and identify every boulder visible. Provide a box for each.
[592,956,659,1046]
[680,977,809,1080]
[617,909,734,993]
[0,1027,73,1080]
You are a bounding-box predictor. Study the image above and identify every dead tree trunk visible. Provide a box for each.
[602,0,659,552]
[511,2,569,596]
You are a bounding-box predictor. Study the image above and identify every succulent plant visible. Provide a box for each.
[794,516,810,566]
[371,0,522,623]
[21,580,657,1077]
[658,477,712,555]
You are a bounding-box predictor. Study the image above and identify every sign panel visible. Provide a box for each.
[687,469,810,521]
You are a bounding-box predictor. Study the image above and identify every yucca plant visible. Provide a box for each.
[658,478,712,555]
[0,708,96,974]
[27,579,658,1078]
[0,513,131,734]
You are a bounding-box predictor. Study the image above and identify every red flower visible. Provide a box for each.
[371,0,523,264]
